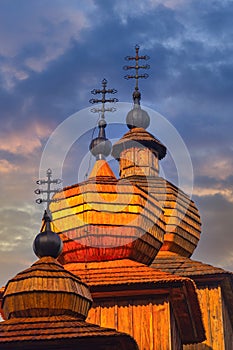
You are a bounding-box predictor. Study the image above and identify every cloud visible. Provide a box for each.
[0,204,41,286]
[0,159,18,174]
[193,193,233,270]
[0,0,93,58]
[0,122,51,156]
[112,0,188,24]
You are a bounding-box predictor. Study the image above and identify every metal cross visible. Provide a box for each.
[89,78,118,119]
[124,44,150,91]
[35,168,62,214]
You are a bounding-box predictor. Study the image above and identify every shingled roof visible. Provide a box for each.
[0,256,139,350]
[112,127,166,160]
[50,159,165,266]
[0,316,138,349]
[152,253,233,279]
[64,259,206,344]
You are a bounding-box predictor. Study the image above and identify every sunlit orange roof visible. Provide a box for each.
[50,160,165,265]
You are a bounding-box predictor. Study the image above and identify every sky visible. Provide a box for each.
[0,0,233,286]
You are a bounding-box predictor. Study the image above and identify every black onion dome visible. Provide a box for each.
[33,210,63,259]
[89,119,112,159]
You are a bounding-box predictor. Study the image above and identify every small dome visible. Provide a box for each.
[89,137,112,158]
[126,104,150,130]
[89,118,112,159]
[33,230,63,258]
[33,211,63,259]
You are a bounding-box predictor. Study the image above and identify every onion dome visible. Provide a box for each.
[126,102,150,130]
[50,159,165,266]
[33,210,63,258]
[89,119,112,160]
[126,89,150,130]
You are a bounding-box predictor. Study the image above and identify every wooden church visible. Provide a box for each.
[0,46,232,349]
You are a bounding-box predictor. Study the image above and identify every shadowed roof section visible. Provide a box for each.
[120,175,202,258]
[0,316,138,349]
[112,127,166,160]
[64,259,206,344]
[152,253,233,278]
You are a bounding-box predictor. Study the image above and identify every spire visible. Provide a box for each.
[124,45,150,130]
[35,168,62,215]
[124,44,150,105]
[89,78,118,159]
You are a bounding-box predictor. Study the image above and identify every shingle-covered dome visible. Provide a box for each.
[50,159,165,266]
[2,256,92,320]
[123,176,201,257]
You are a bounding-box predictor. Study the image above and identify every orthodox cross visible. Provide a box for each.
[89,78,118,120]
[35,168,62,214]
[124,44,150,92]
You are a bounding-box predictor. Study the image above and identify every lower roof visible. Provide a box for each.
[0,315,138,350]
[64,259,205,344]
[152,252,233,279]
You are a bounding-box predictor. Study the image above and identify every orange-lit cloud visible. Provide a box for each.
[0,122,51,156]
[0,160,18,174]
[196,156,233,181]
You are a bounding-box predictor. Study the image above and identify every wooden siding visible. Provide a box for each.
[171,305,182,350]
[184,285,224,350]
[87,296,183,350]
[222,294,233,350]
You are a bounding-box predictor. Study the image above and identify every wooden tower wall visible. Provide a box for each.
[87,296,182,350]
[184,284,233,350]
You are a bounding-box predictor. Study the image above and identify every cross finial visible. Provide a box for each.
[89,78,118,119]
[89,79,117,160]
[123,45,150,104]
[35,168,62,215]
